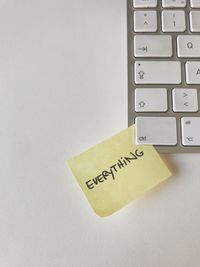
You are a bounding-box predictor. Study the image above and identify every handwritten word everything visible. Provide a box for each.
[85,149,144,190]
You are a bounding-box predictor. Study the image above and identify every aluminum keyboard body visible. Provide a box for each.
[128,0,200,153]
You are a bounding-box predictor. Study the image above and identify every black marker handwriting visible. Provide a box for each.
[85,149,144,190]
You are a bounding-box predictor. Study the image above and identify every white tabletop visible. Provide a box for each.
[1,0,200,266]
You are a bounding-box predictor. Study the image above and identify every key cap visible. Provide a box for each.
[134,11,157,32]
[186,62,200,84]
[135,88,168,112]
[136,117,177,145]
[177,36,200,57]
[172,88,198,112]
[181,117,200,146]
[162,0,186,7]
[162,10,186,32]
[134,61,181,84]
[134,35,172,57]
[133,0,157,7]
[190,0,200,8]
[190,11,200,32]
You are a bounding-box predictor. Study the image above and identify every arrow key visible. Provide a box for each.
[172,88,198,112]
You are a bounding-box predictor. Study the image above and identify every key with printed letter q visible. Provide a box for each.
[135,61,182,84]
[177,36,200,57]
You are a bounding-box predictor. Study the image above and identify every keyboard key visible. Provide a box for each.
[136,117,177,145]
[133,0,157,7]
[134,35,172,57]
[190,11,200,32]
[162,10,186,32]
[162,0,186,7]
[186,62,200,84]
[181,117,200,146]
[177,35,200,57]
[190,0,200,8]
[172,88,198,112]
[134,11,157,32]
[134,61,181,84]
[135,88,168,112]
[130,0,200,152]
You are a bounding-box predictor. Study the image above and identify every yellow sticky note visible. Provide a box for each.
[67,125,171,217]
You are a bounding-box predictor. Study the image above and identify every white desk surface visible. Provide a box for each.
[2,0,200,266]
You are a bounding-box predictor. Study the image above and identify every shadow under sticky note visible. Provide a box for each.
[67,125,172,217]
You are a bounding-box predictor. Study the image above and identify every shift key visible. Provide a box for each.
[135,61,182,84]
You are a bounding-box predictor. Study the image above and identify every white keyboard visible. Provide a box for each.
[128,0,200,153]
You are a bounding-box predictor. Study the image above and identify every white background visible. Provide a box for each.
[1,0,200,266]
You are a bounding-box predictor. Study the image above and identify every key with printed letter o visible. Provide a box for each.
[135,61,181,84]
[136,117,177,145]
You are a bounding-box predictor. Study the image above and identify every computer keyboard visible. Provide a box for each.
[127,0,200,153]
